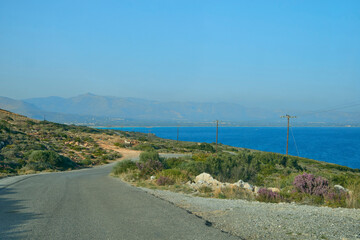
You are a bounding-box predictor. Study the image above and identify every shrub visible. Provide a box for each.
[188,143,215,153]
[256,188,282,203]
[164,157,186,169]
[132,143,158,151]
[140,150,160,162]
[324,189,348,208]
[179,161,207,176]
[136,159,163,177]
[158,169,189,183]
[289,158,303,171]
[192,153,210,162]
[27,150,76,170]
[346,180,360,208]
[293,173,329,196]
[156,176,175,186]
[112,160,137,175]
[101,152,123,160]
[214,186,255,200]
[81,159,92,166]
[198,186,213,194]
[114,142,127,148]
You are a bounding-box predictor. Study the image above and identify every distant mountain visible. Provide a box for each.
[0,96,110,124]
[0,94,359,126]
[24,93,276,122]
[0,96,45,119]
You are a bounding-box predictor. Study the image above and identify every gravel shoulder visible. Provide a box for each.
[140,187,360,240]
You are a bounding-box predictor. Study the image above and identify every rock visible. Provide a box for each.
[195,173,213,182]
[234,180,245,188]
[194,173,223,190]
[243,183,254,191]
[254,186,261,194]
[334,185,348,192]
[150,176,156,180]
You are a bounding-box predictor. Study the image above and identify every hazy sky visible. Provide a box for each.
[0,0,359,111]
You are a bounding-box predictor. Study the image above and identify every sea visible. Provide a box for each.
[106,127,360,169]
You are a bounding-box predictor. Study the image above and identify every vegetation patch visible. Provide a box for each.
[113,148,360,209]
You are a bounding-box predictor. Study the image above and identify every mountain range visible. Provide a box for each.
[0,93,359,126]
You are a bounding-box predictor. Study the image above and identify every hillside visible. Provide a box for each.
[1,109,359,208]
[0,109,138,177]
[1,94,359,126]
[24,93,268,122]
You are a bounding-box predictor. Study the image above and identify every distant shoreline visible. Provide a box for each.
[93,125,360,128]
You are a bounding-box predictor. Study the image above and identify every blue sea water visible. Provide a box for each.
[109,127,360,169]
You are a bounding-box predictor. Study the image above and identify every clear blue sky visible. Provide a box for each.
[0,0,359,111]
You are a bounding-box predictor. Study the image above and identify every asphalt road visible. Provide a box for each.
[0,163,239,240]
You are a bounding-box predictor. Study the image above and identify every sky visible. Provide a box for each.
[0,0,359,112]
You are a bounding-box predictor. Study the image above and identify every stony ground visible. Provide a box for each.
[140,188,360,240]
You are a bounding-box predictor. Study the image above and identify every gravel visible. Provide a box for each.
[140,188,360,240]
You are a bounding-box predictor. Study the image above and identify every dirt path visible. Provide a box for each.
[95,138,141,160]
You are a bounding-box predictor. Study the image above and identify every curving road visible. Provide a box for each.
[0,163,239,240]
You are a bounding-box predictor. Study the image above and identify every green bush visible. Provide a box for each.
[192,153,210,162]
[112,160,137,175]
[164,157,186,169]
[27,150,76,170]
[187,143,215,153]
[198,186,213,194]
[132,143,159,151]
[158,169,189,183]
[101,152,123,160]
[179,161,207,176]
[140,150,160,162]
[114,142,127,148]
[156,176,175,186]
[81,159,92,166]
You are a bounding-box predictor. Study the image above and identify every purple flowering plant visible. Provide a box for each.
[293,172,329,196]
[156,176,175,186]
[256,188,282,203]
[136,159,163,177]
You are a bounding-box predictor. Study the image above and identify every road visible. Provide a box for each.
[0,163,239,240]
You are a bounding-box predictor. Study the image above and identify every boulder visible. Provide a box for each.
[243,182,254,191]
[334,185,348,192]
[233,180,245,188]
[195,173,213,182]
[194,173,223,190]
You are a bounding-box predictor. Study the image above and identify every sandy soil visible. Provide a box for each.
[94,136,141,161]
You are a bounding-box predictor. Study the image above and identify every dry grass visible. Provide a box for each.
[214,186,255,200]
[346,181,360,208]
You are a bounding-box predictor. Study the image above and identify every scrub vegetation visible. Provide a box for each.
[113,148,360,208]
[1,108,359,208]
[0,109,123,176]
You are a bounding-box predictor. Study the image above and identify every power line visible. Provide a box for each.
[290,126,300,156]
[298,101,360,117]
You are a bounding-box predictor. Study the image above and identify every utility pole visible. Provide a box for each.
[216,120,219,153]
[281,114,296,155]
